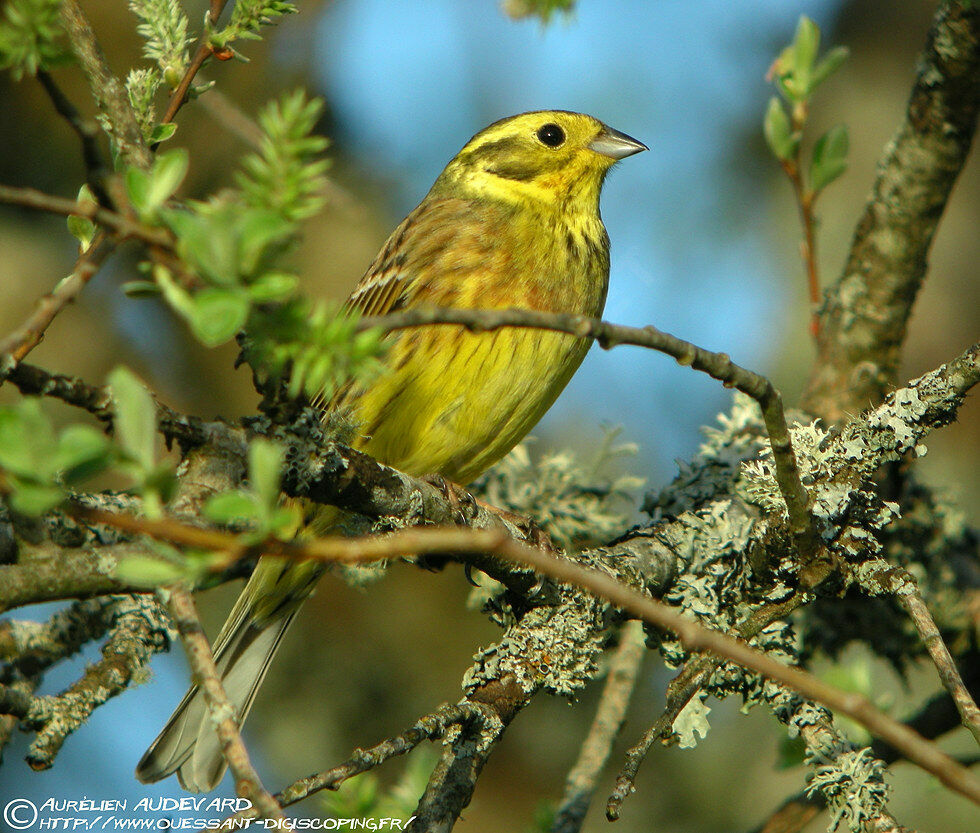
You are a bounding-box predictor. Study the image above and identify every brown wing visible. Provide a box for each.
[319,196,490,415]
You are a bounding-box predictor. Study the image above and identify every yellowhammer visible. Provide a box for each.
[137,110,646,791]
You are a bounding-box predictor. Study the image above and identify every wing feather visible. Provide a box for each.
[322,197,491,415]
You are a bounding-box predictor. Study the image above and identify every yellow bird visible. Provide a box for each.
[137,110,646,791]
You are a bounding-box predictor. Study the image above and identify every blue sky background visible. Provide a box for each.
[311,0,840,473]
[8,0,850,818]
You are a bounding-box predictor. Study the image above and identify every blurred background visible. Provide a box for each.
[1,1,977,830]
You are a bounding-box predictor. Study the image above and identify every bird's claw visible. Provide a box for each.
[422,474,474,525]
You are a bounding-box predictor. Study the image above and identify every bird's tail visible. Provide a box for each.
[136,557,324,792]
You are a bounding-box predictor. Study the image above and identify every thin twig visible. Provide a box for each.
[161,0,231,126]
[3,362,115,421]
[780,152,821,340]
[0,183,174,247]
[71,503,523,568]
[36,70,110,205]
[850,557,980,744]
[165,584,283,820]
[891,576,980,745]
[0,232,114,369]
[357,305,821,574]
[228,702,489,824]
[551,620,646,833]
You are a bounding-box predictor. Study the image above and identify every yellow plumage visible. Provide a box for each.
[137,110,645,791]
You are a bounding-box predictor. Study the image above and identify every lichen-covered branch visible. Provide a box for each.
[16,595,170,770]
[803,0,980,420]
[551,620,646,833]
[59,0,152,171]
[229,701,490,826]
[751,657,980,833]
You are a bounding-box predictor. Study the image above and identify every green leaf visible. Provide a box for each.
[108,366,157,472]
[248,438,284,512]
[145,148,189,211]
[67,214,95,249]
[163,204,240,286]
[247,271,299,303]
[125,167,151,215]
[792,16,820,91]
[121,280,162,297]
[54,425,111,483]
[0,398,61,479]
[811,46,849,92]
[67,185,96,249]
[114,552,188,587]
[152,263,195,316]
[763,97,797,162]
[9,481,64,516]
[126,149,188,219]
[810,124,849,191]
[203,491,261,524]
[188,288,251,346]
[150,122,178,144]
[237,209,293,275]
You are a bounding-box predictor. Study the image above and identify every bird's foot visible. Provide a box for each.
[421,475,557,554]
[472,500,558,555]
[422,474,476,525]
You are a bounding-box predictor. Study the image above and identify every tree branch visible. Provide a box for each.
[19,594,170,770]
[356,305,821,572]
[802,0,980,420]
[551,620,646,833]
[164,584,282,820]
[0,233,115,371]
[59,0,151,171]
[750,658,980,833]
[228,702,490,825]
[160,0,231,126]
[69,495,980,807]
[0,183,174,246]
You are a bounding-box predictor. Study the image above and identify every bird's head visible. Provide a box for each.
[433,110,646,210]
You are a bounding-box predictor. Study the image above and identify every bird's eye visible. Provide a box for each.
[536,123,565,147]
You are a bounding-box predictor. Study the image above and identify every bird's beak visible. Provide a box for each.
[589,126,648,160]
